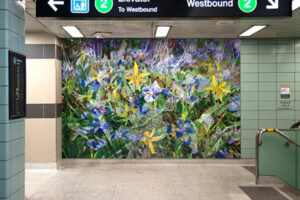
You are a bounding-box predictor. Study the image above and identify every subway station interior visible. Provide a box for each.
[1,0,300,199]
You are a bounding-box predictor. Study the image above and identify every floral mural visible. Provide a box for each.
[62,39,241,159]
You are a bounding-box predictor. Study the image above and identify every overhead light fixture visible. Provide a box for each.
[62,26,84,38]
[92,32,112,38]
[17,0,25,8]
[155,26,171,38]
[239,25,267,37]
[293,0,300,11]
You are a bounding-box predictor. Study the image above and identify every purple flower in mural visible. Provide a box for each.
[227,96,240,112]
[87,139,107,151]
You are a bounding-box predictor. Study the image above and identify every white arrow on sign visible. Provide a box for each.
[266,0,279,9]
[48,0,64,12]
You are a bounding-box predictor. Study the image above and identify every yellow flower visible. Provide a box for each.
[92,69,108,82]
[142,128,162,154]
[125,62,150,91]
[118,104,138,125]
[204,75,231,102]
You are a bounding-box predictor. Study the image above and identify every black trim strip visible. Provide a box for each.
[26,103,62,118]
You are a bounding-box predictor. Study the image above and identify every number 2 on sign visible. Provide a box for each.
[244,0,251,8]
[101,0,107,8]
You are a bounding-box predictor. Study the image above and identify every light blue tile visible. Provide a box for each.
[8,0,25,20]
[295,92,300,101]
[0,161,10,179]
[259,92,276,101]
[242,39,258,45]
[259,39,276,45]
[277,73,295,82]
[258,120,276,129]
[241,130,257,139]
[241,82,258,91]
[0,86,8,104]
[295,111,300,120]
[0,123,10,142]
[241,73,258,82]
[277,54,295,63]
[10,121,25,141]
[295,73,300,82]
[259,82,276,91]
[277,44,295,54]
[241,45,258,54]
[0,49,8,67]
[241,148,255,158]
[259,54,276,64]
[0,142,10,160]
[296,54,300,63]
[277,111,294,120]
[0,105,9,123]
[259,101,276,110]
[241,64,258,73]
[259,45,276,54]
[277,119,294,129]
[241,92,258,101]
[241,101,258,110]
[0,30,8,49]
[259,73,276,82]
[241,138,255,148]
[276,38,295,45]
[11,138,24,158]
[296,63,300,72]
[242,54,258,64]
[277,63,295,73]
[0,11,8,29]
[0,179,10,198]
[241,119,258,129]
[0,68,8,85]
[258,63,276,73]
[259,111,276,120]
[10,174,18,195]
[241,111,258,120]
[295,101,300,110]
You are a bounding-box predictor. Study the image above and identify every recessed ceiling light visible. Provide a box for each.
[62,26,84,38]
[155,26,171,38]
[239,25,267,37]
[92,32,112,38]
[293,0,300,11]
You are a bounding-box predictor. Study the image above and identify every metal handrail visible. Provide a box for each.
[255,128,300,184]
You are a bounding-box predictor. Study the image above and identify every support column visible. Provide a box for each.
[25,33,62,169]
[0,0,26,199]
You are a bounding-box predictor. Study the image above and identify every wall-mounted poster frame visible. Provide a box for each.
[9,51,26,120]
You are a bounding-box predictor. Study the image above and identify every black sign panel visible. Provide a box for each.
[9,51,26,120]
[36,0,292,18]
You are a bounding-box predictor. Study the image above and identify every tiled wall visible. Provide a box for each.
[25,33,62,166]
[0,0,25,199]
[241,38,300,158]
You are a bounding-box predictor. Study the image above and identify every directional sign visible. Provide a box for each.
[48,0,64,12]
[36,0,292,18]
[267,0,279,9]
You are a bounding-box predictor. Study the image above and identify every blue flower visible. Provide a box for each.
[169,118,194,147]
[227,96,240,112]
[214,148,234,159]
[142,81,172,103]
[87,139,107,151]
[90,80,99,91]
[142,81,162,102]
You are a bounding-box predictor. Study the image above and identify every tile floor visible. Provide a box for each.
[25,163,298,200]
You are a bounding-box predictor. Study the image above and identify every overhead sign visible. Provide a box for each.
[36,0,292,18]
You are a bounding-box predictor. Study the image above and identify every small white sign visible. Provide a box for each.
[281,85,290,99]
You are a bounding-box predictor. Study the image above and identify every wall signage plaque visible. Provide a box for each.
[9,51,26,120]
[36,0,292,18]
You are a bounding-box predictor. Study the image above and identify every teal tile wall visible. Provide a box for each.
[0,0,25,199]
[241,38,300,159]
